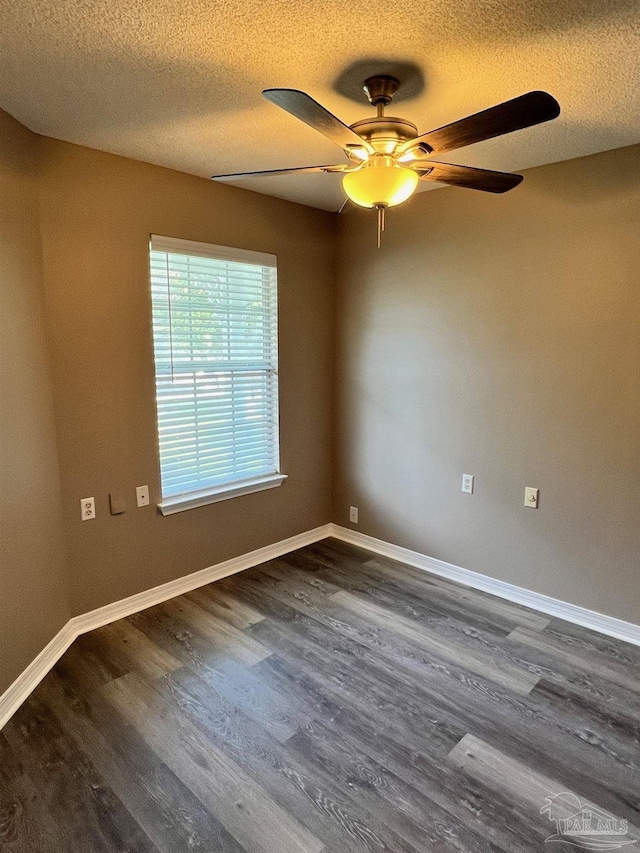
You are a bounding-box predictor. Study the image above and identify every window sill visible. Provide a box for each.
[158,473,287,516]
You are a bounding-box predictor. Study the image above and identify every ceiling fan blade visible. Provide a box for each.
[402,91,560,155]
[212,164,349,181]
[263,89,373,155]
[413,161,523,193]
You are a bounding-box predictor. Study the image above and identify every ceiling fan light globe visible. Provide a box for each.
[342,158,419,208]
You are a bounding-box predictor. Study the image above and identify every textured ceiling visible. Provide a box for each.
[1,0,639,210]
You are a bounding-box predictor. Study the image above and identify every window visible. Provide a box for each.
[149,235,284,514]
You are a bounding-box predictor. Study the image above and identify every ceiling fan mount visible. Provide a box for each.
[212,71,560,247]
[362,74,400,108]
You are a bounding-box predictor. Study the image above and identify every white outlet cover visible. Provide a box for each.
[462,474,474,494]
[80,496,95,521]
[524,487,539,508]
[136,485,150,507]
[349,506,358,524]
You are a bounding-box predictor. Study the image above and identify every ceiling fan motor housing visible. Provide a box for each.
[350,116,418,155]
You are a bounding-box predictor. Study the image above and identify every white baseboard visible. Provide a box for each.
[3,519,639,731]
[328,524,640,648]
[0,623,77,731]
[0,523,331,730]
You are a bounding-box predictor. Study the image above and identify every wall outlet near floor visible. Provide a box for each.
[136,485,150,507]
[349,506,359,524]
[80,497,95,521]
[524,487,539,508]
[461,474,474,494]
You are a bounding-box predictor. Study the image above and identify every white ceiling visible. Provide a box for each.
[1,0,639,210]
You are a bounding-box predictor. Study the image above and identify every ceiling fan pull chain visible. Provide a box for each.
[376,205,385,248]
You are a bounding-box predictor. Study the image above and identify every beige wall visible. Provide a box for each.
[335,144,640,624]
[36,138,334,616]
[0,111,70,692]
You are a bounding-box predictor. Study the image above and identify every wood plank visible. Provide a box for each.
[128,606,235,675]
[248,620,464,760]
[543,619,640,666]
[162,666,424,853]
[507,626,640,694]
[185,586,266,630]
[252,655,543,853]
[448,734,640,845]
[330,589,540,695]
[101,672,324,853]
[229,571,540,705]
[159,596,271,665]
[249,614,640,813]
[4,692,159,853]
[361,556,551,633]
[37,670,248,853]
[88,619,182,680]
[0,732,59,853]
[54,632,129,693]
[287,720,504,853]
[200,658,301,743]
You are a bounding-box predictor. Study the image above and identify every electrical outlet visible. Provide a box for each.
[349,506,358,524]
[462,474,474,494]
[80,497,95,521]
[136,485,150,507]
[524,487,539,508]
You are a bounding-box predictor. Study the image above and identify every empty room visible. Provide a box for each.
[1,1,639,850]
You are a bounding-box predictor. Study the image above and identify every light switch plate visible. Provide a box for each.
[136,485,150,507]
[524,487,539,508]
[462,474,474,494]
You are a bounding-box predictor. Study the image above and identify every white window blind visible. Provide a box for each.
[149,235,280,503]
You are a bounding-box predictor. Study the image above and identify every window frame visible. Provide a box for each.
[148,234,286,515]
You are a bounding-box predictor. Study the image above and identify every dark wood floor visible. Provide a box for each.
[2,538,639,853]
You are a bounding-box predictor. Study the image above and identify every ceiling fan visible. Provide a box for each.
[212,75,560,246]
